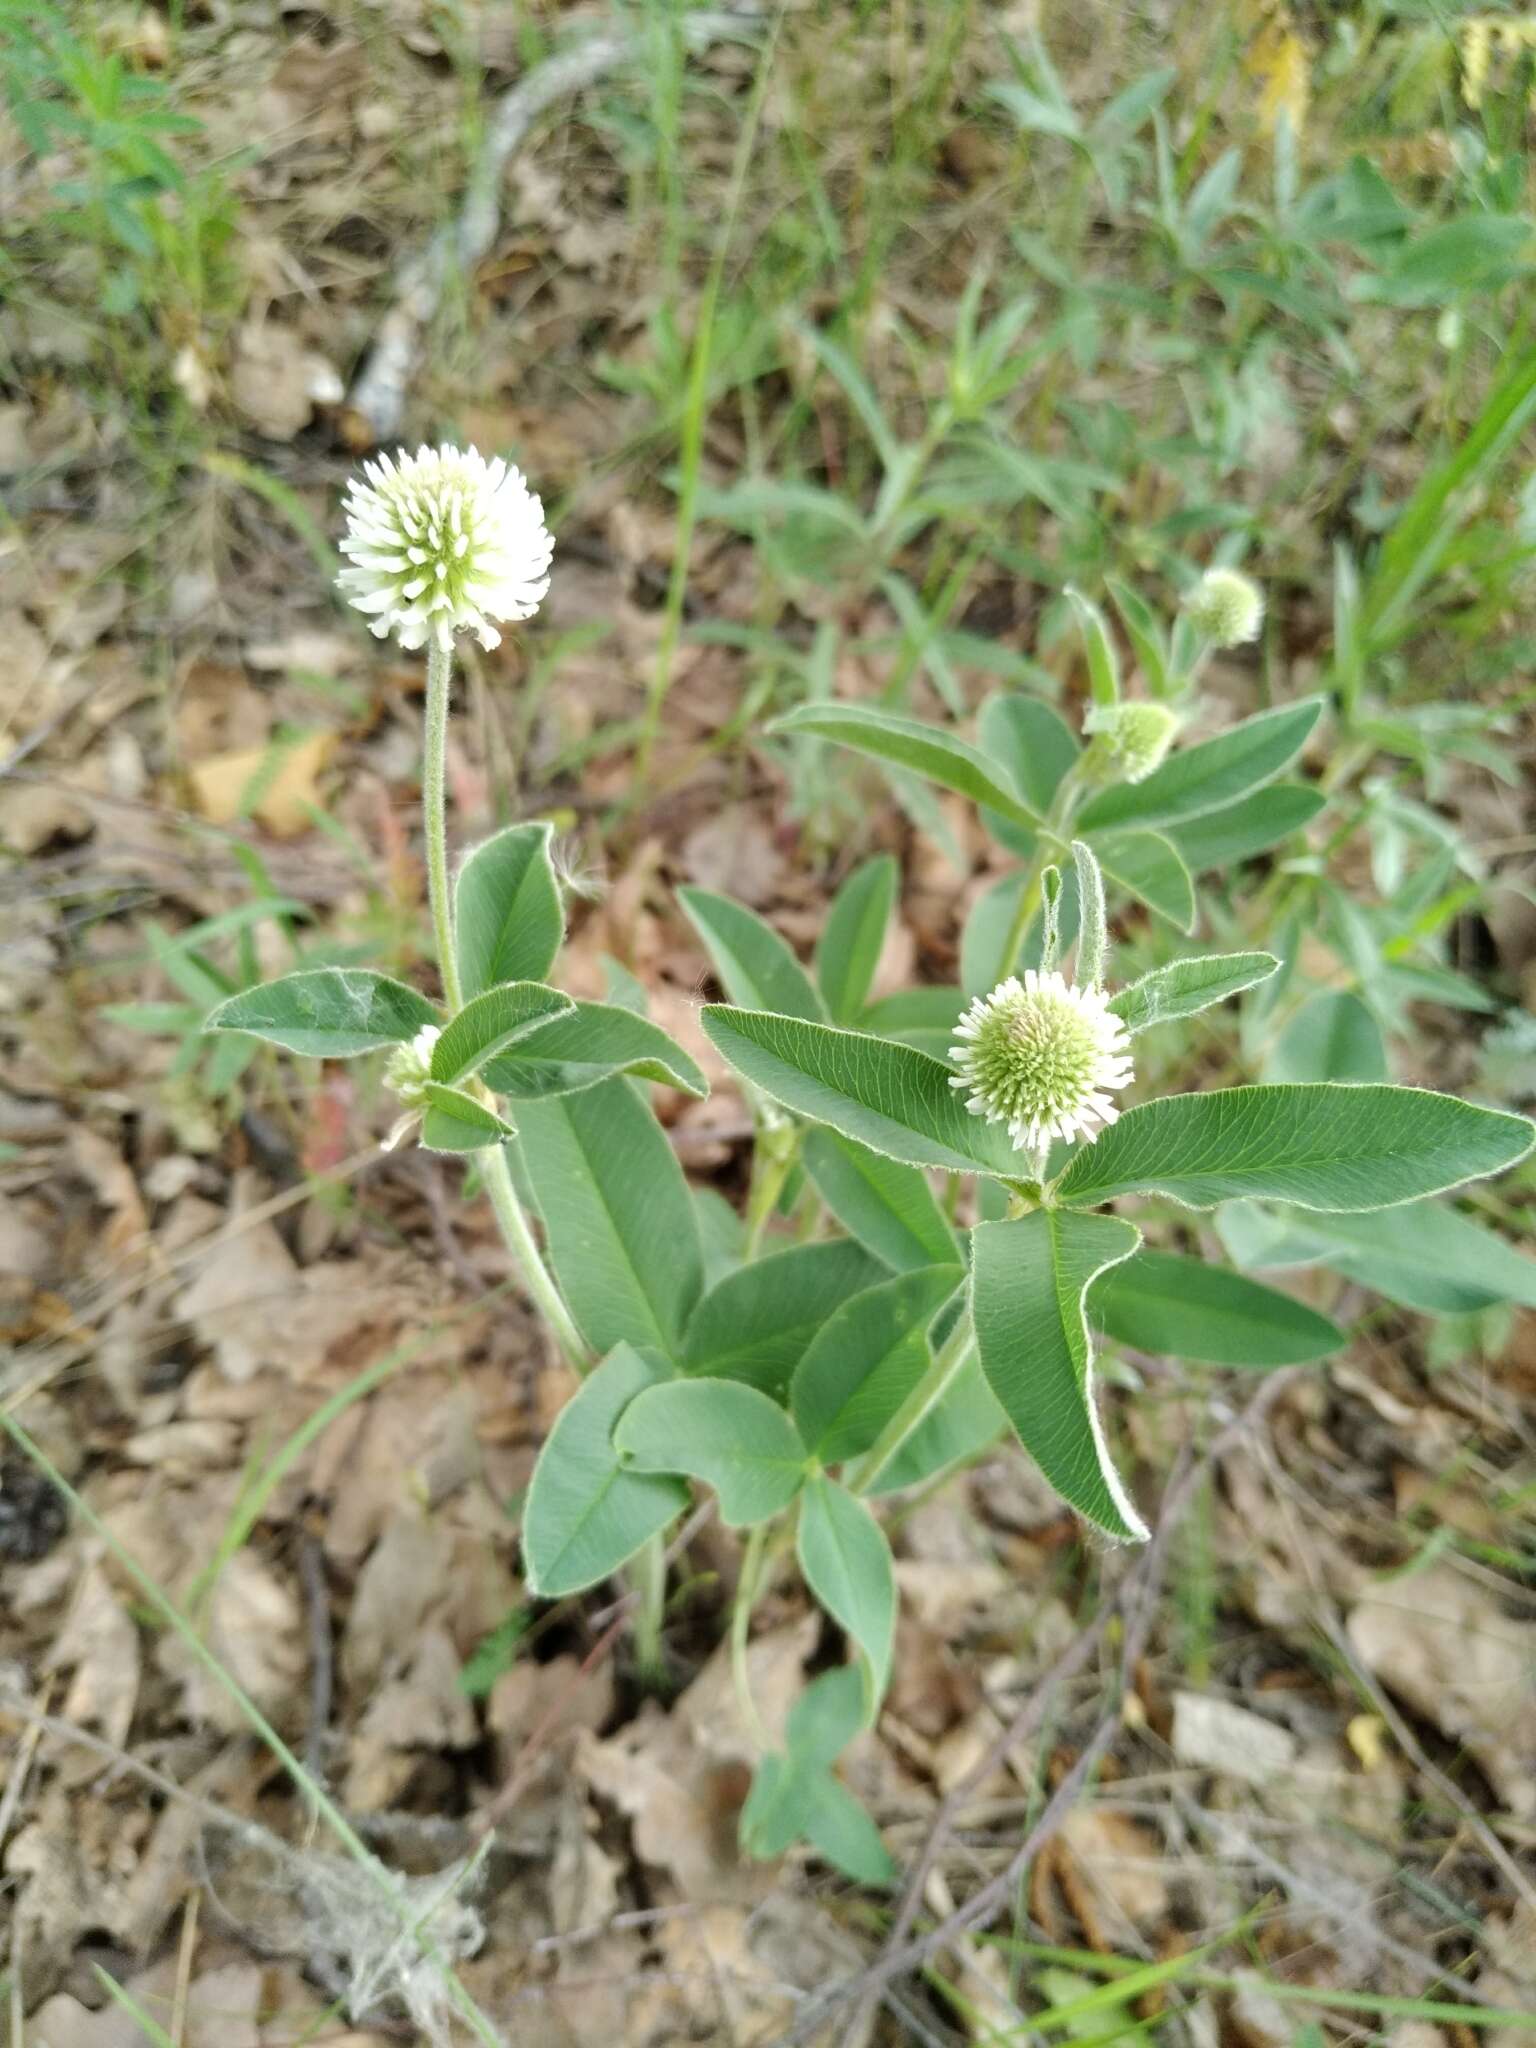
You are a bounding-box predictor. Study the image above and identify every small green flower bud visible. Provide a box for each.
[1183,566,1264,648]
[384,1025,440,1109]
[1082,700,1180,786]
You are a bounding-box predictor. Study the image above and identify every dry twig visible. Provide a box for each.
[345,9,766,443]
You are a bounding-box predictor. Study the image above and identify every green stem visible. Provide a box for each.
[422,642,464,1014]
[731,1520,773,1751]
[997,770,1084,982]
[846,1310,975,1496]
[629,1531,669,1688]
[421,639,588,1372]
[743,1116,800,1259]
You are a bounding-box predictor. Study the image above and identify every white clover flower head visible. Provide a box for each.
[950,970,1133,1154]
[337,445,553,653]
[1184,565,1263,648]
[1083,700,1179,784]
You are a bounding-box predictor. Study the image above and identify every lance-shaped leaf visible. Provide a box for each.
[429,981,574,1085]
[972,1210,1146,1540]
[616,1378,809,1526]
[790,1264,963,1463]
[815,855,898,1024]
[1170,783,1325,872]
[1218,1196,1536,1314]
[455,821,564,998]
[702,1007,1026,1178]
[1078,697,1323,834]
[1056,1085,1534,1214]
[1072,840,1108,987]
[1110,952,1279,1035]
[517,1078,704,1357]
[802,1128,960,1272]
[1090,1249,1344,1366]
[522,1345,688,1597]
[1092,829,1195,933]
[418,1083,518,1153]
[678,886,825,1021]
[978,693,1079,814]
[483,999,707,1100]
[205,967,438,1057]
[683,1239,886,1400]
[797,1476,896,1705]
[1263,991,1387,1083]
[772,702,1042,829]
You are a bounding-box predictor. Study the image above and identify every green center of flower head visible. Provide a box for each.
[1084,700,1179,785]
[950,969,1134,1152]
[374,463,485,615]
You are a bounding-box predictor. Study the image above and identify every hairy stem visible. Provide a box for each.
[421,639,588,1371]
[422,642,464,1014]
[846,1310,975,1496]
[731,1519,773,1751]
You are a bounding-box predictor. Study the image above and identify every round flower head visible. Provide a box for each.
[950,970,1133,1154]
[1184,566,1263,648]
[1083,700,1179,785]
[337,445,553,653]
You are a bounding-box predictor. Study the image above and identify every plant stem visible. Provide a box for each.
[480,1146,588,1368]
[731,1519,773,1751]
[629,1531,669,1689]
[743,1115,800,1259]
[422,642,464,1014]
[846,1310,975,1496]
[420,639,588,1371]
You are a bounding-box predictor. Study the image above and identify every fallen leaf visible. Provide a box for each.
[187,731,336,838]
[1171,1691,1299,1786]
[1346,1565,1536,1818]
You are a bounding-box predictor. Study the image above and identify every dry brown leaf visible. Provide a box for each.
[1171,1691,1299,1787]
[161,1550,306,1734]
[229,322,343,441]
[187,731,336,838]
[1346,1566,1536,1818]
[46,1563,140,1774]
[1058,1807,1170,1935]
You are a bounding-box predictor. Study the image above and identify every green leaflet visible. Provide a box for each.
[516,1078,704,1357]
[1110,952,1278,1035]
[1078,697,1323,834]
[1263,991,1388,1083]
[801,1127,960,1272]
[1217,1197,1536,1314]
[205,967,438,1057]
[978,693,1079,813]
[616,1377,808,1526]
[1092,829,1195,933]
[1169,783,1325,872]
[796,1476,896,1706]
[790,1264,963,1463]
[971,1210,1146,1542]
[482,998,708,1100]
[429,981,574,1084]
[1055,1085,1533,1214]
[739,1665,893,1882]
[702,1007,1026,1178]
[521,1346,689,1597]
[678,886,825,1021]
[816,854,897,1024]
[771,702,1042,829]
[683,1239,887,1400]
[454,821,564,999]
[418,1083,517,1153]
[1089,1249,1345,1366]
